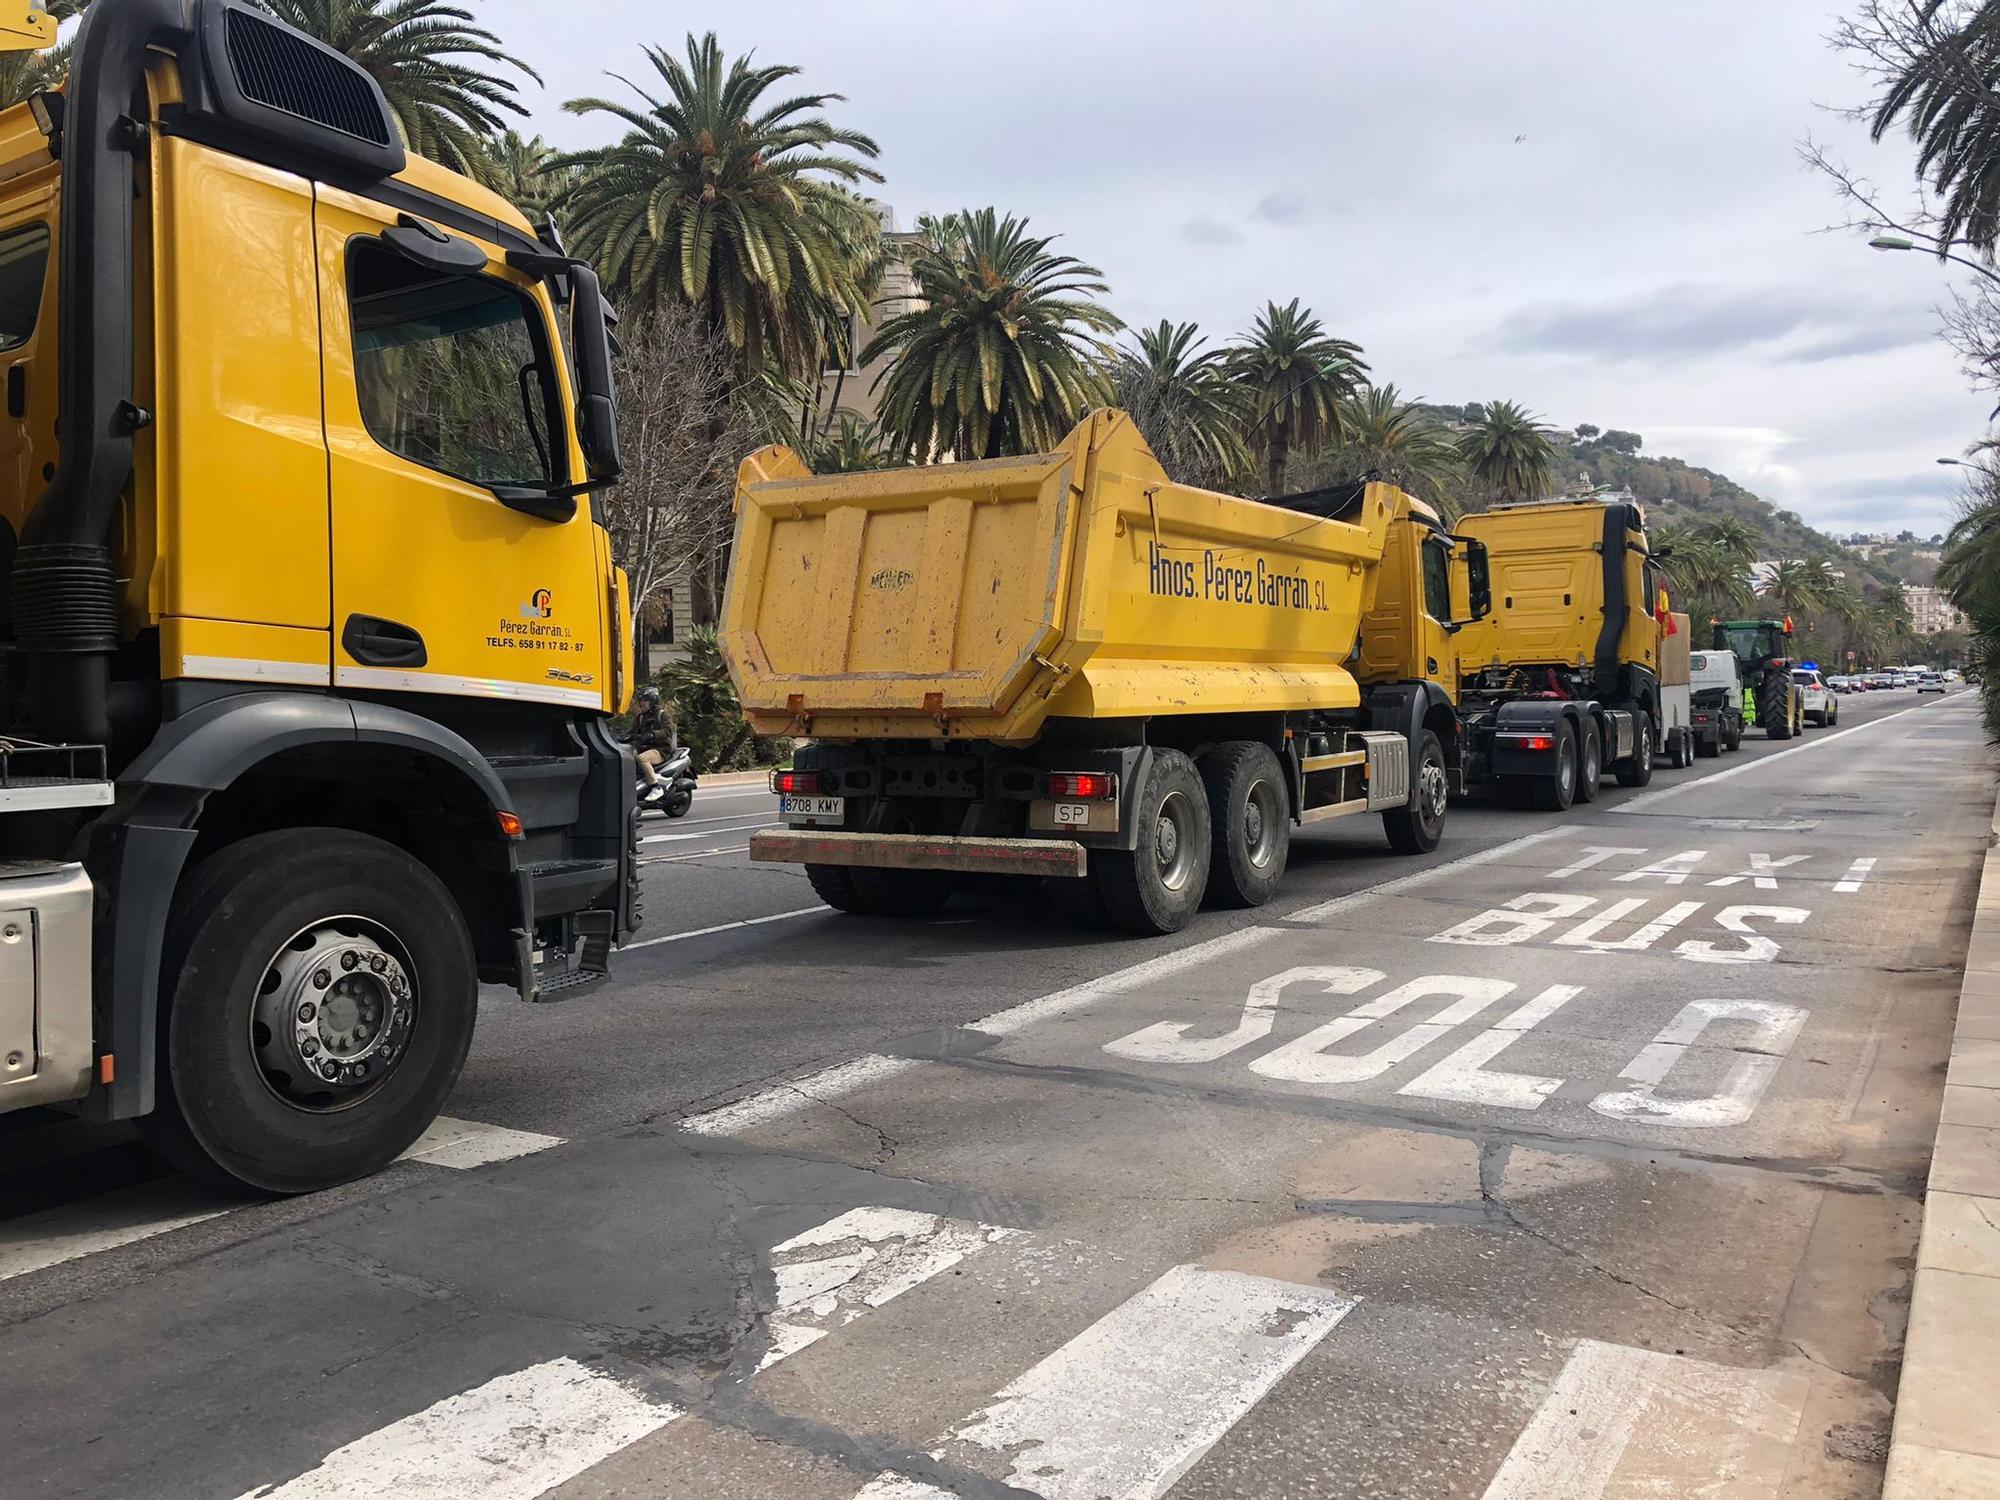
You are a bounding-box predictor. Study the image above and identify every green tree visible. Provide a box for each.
[1229,299,1367,495]
[557,33,883,381]
[1303,384,1464,514]
[0,0,85,112]
[475,129,563,217]
[864,208,1121,462]
[1858,0,2000,256]
[802,412,897,474]
[253,0,539,176]
[1458,400,1557,508]
[1653,518,1756,623]
[1600,428,1643,454]
[1111,320,1250,488]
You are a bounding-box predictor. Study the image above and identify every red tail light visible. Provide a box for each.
[1047,772,1117,801]
[771,770,822,795]
[1501,733,1554,752]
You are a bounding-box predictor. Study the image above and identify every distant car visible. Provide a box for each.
[1918,673,1948,694]
[1828,675,1854,693]
[1793,668,1837,726]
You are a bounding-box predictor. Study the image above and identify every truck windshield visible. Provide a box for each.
[349,241,562,491]
[0,221,51,353]
[1715,624,1775,662]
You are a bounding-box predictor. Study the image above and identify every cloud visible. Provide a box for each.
[1251,189,1309,226]
[1480,283,1932,367]
[1180,215,1240,246]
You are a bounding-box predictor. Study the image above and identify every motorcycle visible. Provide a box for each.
[638,746,697,818]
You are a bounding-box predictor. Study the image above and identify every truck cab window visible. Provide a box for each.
[348,240,562,490]
[1421,537,1452,622]
[0,221,50,352]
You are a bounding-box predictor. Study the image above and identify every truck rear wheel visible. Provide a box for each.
[1201,742,1290,908]
[1724,719,1743,752]
[806,863,875,914]
[1091,749,1210,934]
[1529,723,1578,812]
[1696,731,1720,759]
[850,866,955,919]
[1574,721,1603,803]
[1384,730,1449,853]
[1615,713,1655,787]
[138,829,476,1195]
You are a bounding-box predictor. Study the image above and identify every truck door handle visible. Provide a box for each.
[342,614,428,668]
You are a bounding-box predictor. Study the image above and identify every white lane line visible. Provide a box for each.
[641,820,774,844]
[1480,1339,1808,1499]
[0,1182,231,1283]
[976,924,1278,1038]
[1834,856,1876,894]
[235,1207,1004,1498]
[638,845,751,866]
[682,1053,914,1136]
[759,1206,1016,1370]
[230,1357,679,1500]
[1611,696,1957,814]
[853,1264,1356,1500]
[398,1116,563,1170]
[620,905,829,953]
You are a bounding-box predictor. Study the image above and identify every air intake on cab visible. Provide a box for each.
[190,0,407,178]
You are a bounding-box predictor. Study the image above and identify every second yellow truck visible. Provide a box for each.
[721,411,1490,934]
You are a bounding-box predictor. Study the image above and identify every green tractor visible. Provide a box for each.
[1713,619,1804,740]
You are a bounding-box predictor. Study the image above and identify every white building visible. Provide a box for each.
[1905,584,1968,636]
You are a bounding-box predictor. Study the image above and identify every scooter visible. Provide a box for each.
[638,746,697,818]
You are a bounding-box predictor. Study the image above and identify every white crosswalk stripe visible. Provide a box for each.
[1480,1339,1810,1499]
[852,1264,1357,1500]
[226,1205,1013,1499]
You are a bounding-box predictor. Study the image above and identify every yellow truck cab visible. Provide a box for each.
[1448,496,1669,810]
[0,0,634,1192]
[722,411,1488,935]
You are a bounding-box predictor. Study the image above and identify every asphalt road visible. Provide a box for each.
[1,686,1989,1500]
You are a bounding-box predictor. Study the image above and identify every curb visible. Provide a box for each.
[1884,784,2000,1498]
[701,769,774,787]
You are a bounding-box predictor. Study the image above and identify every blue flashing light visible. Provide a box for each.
[1800,660,1819,670]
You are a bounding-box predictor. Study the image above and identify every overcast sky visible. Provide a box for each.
[486,0,1991,539]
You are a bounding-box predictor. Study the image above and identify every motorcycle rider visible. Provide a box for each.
[626,686,678,798]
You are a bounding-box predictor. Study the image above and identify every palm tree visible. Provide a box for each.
[864,208,1121,462]
[1759,558,1836,623]
[253,0,539,177]
[1322,385,1465,512]
[801,413,897,474]
[1228,299,1367,495]
[1111,320,1250,488]
[1864,1,2000,256]
[1458,400,1557,508]
[0,0,85,111]
[1652,520,1754,622]
[475,129,564,217]
[557,34,883,382]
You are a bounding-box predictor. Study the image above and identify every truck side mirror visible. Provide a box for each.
[567,264,622,483]
[1464,538,1492,622]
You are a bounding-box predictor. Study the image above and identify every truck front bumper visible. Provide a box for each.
[751,829,1088,878]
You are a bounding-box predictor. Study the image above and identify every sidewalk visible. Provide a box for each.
[1884,791,2000,1498]
[700,768,774,788]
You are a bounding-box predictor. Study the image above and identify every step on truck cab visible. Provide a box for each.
[0,0,634,1193]
[1448,496,1670,811]
[720,410,1489,936]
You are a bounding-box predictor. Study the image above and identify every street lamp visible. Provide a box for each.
[1869,233,2000,286]
[1871,235,1918,251]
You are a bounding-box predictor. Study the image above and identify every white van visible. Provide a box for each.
[1689,649,1745,756]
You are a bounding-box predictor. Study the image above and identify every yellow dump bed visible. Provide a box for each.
[1453,497,1661,676]
[721,411,1401,744]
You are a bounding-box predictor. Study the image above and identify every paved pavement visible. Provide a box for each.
[1,687,1988,1500]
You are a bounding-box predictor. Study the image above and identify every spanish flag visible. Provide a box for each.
[1656,585,1677,635]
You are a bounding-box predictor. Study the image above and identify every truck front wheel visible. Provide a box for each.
[139,829,477,1195]
[1384,730,1449,853]
[1092,749,1210,934]
[1201,741,1290,908]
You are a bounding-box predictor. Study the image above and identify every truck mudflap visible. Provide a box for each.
[751,829,1088,879]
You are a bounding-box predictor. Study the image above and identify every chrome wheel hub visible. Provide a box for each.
[1154,789,1199,892]
[252,921,415,1111]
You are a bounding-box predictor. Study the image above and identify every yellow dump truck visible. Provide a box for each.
[1449,496,1670,810]
[721,411,1489,934]
[0,0,634,1192]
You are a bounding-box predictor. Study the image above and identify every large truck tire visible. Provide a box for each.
[1529,723,1579,812]
[806,863,875,914]
[1574,721,1603,803]
[1724,718,1744,752]
[1759,674,1793,740]
[850,866,956,919]
[138,829,476,1196]
[1200,742,1290,909]
[1092,748,1210,935]
[1614,713,1655,787]
[1666,727,1693,769]
[1384,730,1449,853]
